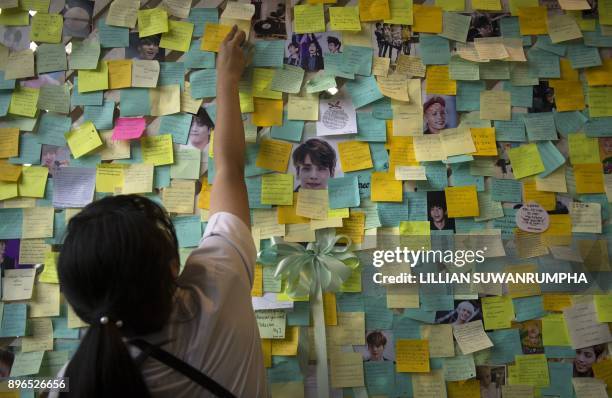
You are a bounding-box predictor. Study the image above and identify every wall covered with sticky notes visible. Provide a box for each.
[0,0,611,396]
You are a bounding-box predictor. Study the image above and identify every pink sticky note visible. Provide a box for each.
[112,117,146,140]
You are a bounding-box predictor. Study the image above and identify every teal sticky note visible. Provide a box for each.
[115,141,142,164]
[500,16,531,45]
[190,69,216,99]
[579,193,609,220]
[70,152,102,167]
[205,104,216,124]
[450,163,484,191]
[0,92,11,116]
[39,351,70,378]
[457,81,485,111]
[444,354,476,381]
[245,144,270,177]
[544,346,576,358]
[253,40,285,68]
[537,140,565,177]
[184,40,216,69]
[479,60,510,80]
[487,328,522,365]
[523,112,557,141]
[8,133,42,165]
[394,373,413,398]
[0,70,16,90]
[494,113,526,141]
[69,40,100,70]
[491,178,522,203]
[36,112,71,146]
[71,77,104,106]
[364,361,395,395]
[420,34,451,65]
[345,75,384,109]
[554,110,587,136]
[83,100,115,130]
[267,358,303,383]
[52,316,80,339]
[365,295,393,329]
[343,45,373,76]
[357,113,386,142]
[541,362,573,398]
[584,110,612,137]
[120,88,151,116]
[583,23,612,47]
[416,162,448,191]
[449,55,480,81]
[47,208,66,245]
[38,84,70,114]
[245,176,272,209]
[9,351,44,377]
[328,175,360,209]
[98,18,129,48]
[420,294,454,312]
[493,208,518,239]
[172,216,202,247]
[356,171,372,198]
[406,191,428,220]
[159,62,185,88]
[337,293,364,312]
[503,81,533,107]
[188,8,218,37]
[527,48,560,78]
[533,35,567,56]
[154,165,171,189]
[377,200,409,227]
[271,112,304,142]
[0,208,22,239]
[567,42,602,69]
[370,142,389,171]
[513,296,545,322]
[36,43,68,73]
[372,97,392,120]
[323,53,355,79]
[287,301,310,326]
[159,113,192,144]
[0,303,27,337]
[393,314,422,339]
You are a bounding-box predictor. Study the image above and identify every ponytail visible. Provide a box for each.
[61,322,150,398]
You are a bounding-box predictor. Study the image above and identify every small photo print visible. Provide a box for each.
[371,23,416,64]
[286,33,325,71]
[63,0,94,38]
[519,320,544,354]
[493,142,517,179]
[126,33,165,61]
[288,137,343,191]
[573,344,610,377]
[0,26,31,51]
[41,145,71,178]
[421,94,458,134]
[476,365,506,398]
[0,239,19,270]
[530,81,556,113]
[0,348,14,378]
[434,299,482,325]
[251,0,287,39]
[427,191,456,232]
[466,12,509,42]
[354,330,396,362]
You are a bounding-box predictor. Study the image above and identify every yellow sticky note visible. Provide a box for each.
[200,23,233,52]
[515,354,549,388]
[436,0,464,11]
[277,193,309,224]
[574,163,605,194]
[518,7,548,35]
[445,185,479,217]
[9,86,39,118]
[585,59,612,86]
[480,90,511,121]
[22,207,54,239]
[594,295,612,323]
[137,8,169,37]
[253,68,283,100]
[106,60,132,89]
[294,4,326,33]
[541,313,571,346]
[251,264,263,297]
[396,339,430,372]
[0,162,22,182]
[385,0,414,24]
[256,139,293,173]
[470,127,497,156]
[149,85,180,116]
[162,179,195,214]
[160,20,194,52]
[30,12,63,43]
[329,6,361,31]
[542,294,572,312]
[473,0,502,10]
[296,188,329,219]
[65,121,103,159]
[336,211,366,244]
[507,143,545,179]
[0,180,19,201]
[0,128,20,158]
[508,0,538,15]
[197,176,211,210]
[261,339,272,368]
[371,171,402,202]
[553,80,585,112]
[96,164,125,193]
[447,380,481,398]
[359,0,391,21]
[547,13,583,43]
[338,141,373,172]
[587,86,612,117]
[271,326,299,356]
[261,173,293,206]
[413,5,443,33]
[141,134,174,166]
[523,179,556,210]
[568,133,599,164]
[78,62,109,93]
[426,65,456,96]
[481,296,514,329]
[17,166,48,198]
[542,214,572,246]
[253,98,283,127]
[323,292,338,326]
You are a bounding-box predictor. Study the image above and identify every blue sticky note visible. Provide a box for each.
[416,162,449,191]
[245,144,270,177]
[159,62,185,88]
[541,362,573,398]
[513,296,545,322]
[9,133,42,165]
[567,42,602,69]
[36,113,71,146]
[455,218,486,233]
[479,61,510,80]
[190,69,216,99]
[83,100,115,130]
[45,208,66,245]
[172,216,203,247]
[495,113,527,142]
[120,88,151,116]
[343,45,373,76]
[245,176,271,209]
[345,75,384,109]
[71,77,103,106]
[500,16,531,46]
[188,8,219,37]
[393,314,422,339]
[268,358,303,383]
[159,113,192,144]
[184,40,216,69]
[536,141,565,178]
[154,165,171,189]
[0,303,28,337]
[328,175,360,209]
[205,104,217,124]
[287,301,310,326]
[487,329,523,365]
[491,178,522,203]
[533,35,567,56]
[456,81,485,111]
[353,171,371,199]
[394,373,413,398]
[253,40,285,68]
[527,48,560,78]
[420,294,454,312]
[0,92,11,116]
[0,71,16,90]
[579,193,609,220]
[544,346,576,358]
[401,307,437,323]
[450,163,484,191]
[584,109,612,137]
[420,34,451,65]
[364,361,395,395]
[0,208,22,239]
[98,18,129,48]
[503,81,533,107]
[523,112,557,141]
[370,143,389,171]
[406,191,428,221]
[271,112,304,142]
[357,113,386,142]
[365,295,393,329]
[584,23,612,47]
[372,97,392,120]
[493,208,518,239]
[378,200,409,227]
[337,293,364,312]
[554,110,587,136]
[323,53,355,79]
[52,316,80,339]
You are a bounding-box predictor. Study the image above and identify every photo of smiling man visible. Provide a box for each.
[291,138,338,191]
[422,95,458,134]
[127,33,165,61]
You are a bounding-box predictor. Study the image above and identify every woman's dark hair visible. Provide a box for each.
[193,107,215,129]
[366,331,387,347]
[472,15,490,29]
[427,191,447,211]
[58,195,179,397]
[327,36,341,49]
[292,138,336,176]
[138,34,161,46]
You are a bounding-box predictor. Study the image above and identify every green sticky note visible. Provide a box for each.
[170,147,201,179]
[38,84,70,114]
[69,39,101,70]
[36,43,67,73]
[31,12,63,43]
[9,351,45,377]
[449,55,479,81]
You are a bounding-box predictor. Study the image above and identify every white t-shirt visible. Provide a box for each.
[52,212,268,398]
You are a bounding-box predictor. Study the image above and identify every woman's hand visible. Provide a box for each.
[217,25,246,85]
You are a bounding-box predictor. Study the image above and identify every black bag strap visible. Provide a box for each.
[129,338,236,398]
